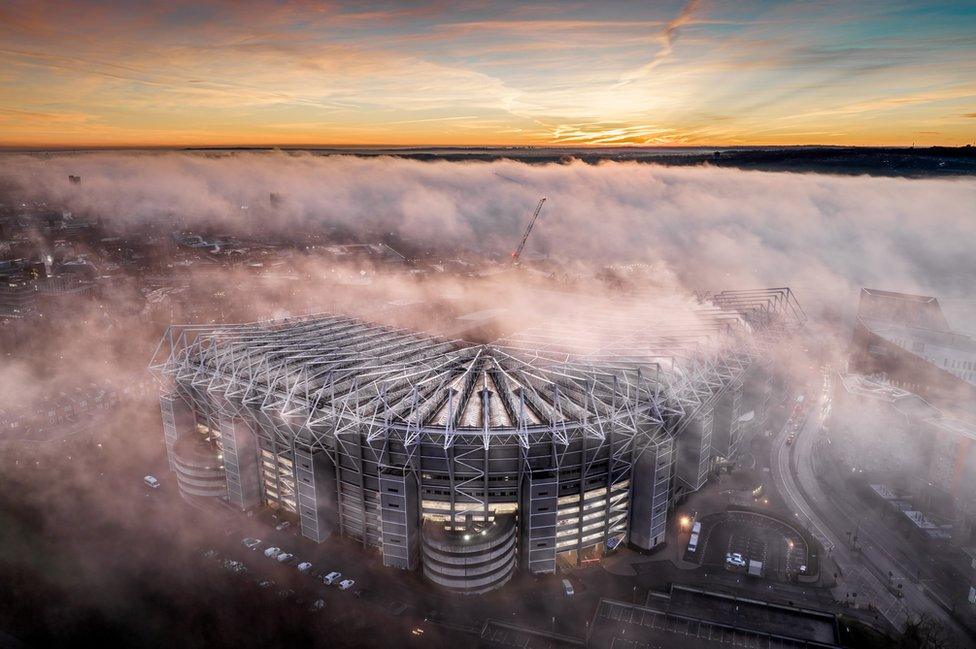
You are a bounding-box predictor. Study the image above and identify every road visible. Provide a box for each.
[768,372,967,638]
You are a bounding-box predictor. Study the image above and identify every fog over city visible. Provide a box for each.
[6,152,976,309]
[4,0,976,645]
[2,151,975,649]
[4,151,975,412]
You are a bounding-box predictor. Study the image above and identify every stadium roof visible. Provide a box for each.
[149,288,803,446]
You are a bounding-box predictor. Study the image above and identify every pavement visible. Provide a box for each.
[602,469,735,578]
[769,369,973,643]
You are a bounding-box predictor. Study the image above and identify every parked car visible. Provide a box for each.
[223,560,247,575]
[257,579,275,589]
[242,538,262,550]
[143,475,160,489]
[275,521,292,531]
[725,552,747,568]
[322,571,342,585]
[310,599,326,611]
[264,546,282,559]
[297,562,313,573]
[276,552,295,563]
[338,579,355,591]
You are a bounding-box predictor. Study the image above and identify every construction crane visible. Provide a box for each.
[511,197,547,266]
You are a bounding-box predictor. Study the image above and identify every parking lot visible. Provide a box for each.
[190,508,391,612]
[170,488,601,642]
[700,514,809,582]
[728,533,768,570]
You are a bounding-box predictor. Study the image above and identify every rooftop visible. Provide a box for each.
[587,586,840,649]
[857,288,976,386]
[837,373,976,442]
[149,288,803,446]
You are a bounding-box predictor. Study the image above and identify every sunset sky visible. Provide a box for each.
[1,0,974,148]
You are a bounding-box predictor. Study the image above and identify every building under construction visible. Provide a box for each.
[149,288,803,594]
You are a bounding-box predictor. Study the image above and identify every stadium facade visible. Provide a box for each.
[149,288,803,594]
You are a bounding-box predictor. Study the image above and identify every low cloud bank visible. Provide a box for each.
[2,152,972,646]
[4,151,975,323]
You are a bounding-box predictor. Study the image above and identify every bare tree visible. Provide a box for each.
[898,613,958,649]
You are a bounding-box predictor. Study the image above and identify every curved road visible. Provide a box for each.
[769,372,968,640]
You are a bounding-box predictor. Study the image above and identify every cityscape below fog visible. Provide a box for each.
[3,1,976,647]
[2,146,976,649]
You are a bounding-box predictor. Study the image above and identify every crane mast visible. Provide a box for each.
[511,197,547,266]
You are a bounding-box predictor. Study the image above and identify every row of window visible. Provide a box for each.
[942,357,975,371]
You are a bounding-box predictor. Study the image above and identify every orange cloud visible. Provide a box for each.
[0,1,974,147]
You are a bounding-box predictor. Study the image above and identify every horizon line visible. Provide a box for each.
[1,143,973,153]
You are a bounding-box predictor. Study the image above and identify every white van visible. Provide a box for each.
[687,521,702,553]
[322,571,342,585]
[144,475,160,489]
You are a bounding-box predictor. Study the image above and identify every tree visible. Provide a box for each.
[898,613,958,649]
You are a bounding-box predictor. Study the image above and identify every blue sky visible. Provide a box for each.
[0,0,974,146]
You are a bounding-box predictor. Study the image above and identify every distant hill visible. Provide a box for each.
[179,144,976,178]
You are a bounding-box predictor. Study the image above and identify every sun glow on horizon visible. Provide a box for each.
[0,1,974,148]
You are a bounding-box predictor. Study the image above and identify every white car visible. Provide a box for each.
[725,552,747,568]
[264,546,282,559]
[562,579,574,597]
[338,579,355,591]
[276,552,295,563]
[242,538,262,550]
[297,562,313,573]
[322,571,342,585]
[144,475,160,489]
[275,521,292,531]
